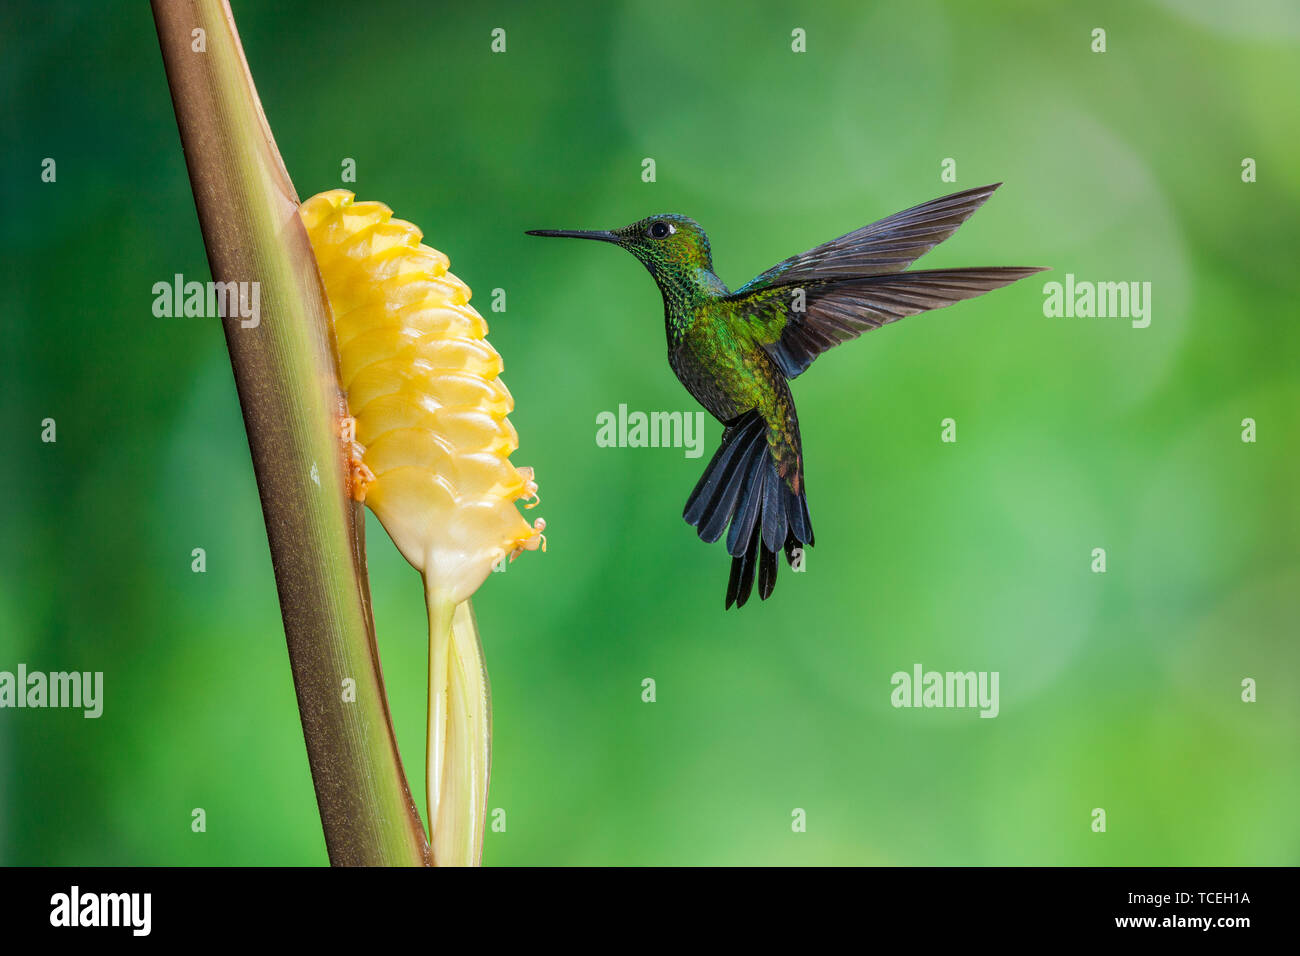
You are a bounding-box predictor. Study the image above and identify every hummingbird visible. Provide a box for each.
[527,184,1045,609]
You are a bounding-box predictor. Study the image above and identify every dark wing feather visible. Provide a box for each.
[760,267,1048,378]
[736,184,1005,293]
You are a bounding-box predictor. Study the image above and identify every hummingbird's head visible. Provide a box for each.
[527,214,714,281]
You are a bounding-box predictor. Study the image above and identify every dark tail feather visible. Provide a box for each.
[684,410,813,609]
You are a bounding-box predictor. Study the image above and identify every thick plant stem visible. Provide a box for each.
[151,0,430,866]
[425,588,492,866]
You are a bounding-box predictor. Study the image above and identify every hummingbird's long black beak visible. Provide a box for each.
[525,228,620,242]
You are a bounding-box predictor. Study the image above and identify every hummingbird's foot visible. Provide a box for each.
[516,465,541,508]
[339,415,375,503]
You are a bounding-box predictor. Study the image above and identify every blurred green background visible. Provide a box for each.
[2,0,1297,865]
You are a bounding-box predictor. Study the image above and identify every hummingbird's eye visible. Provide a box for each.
[648,221,674,239]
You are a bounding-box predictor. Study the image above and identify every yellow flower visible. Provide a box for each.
[300,189,543,865]
[300,188,544,603]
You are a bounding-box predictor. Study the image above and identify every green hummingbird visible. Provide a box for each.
[528,184,1045,609]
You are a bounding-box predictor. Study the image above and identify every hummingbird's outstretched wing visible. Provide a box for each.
[734,267,1047,378]
[736,183,1006,291]
[728,184,1046,378]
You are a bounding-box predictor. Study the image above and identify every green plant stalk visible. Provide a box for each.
[151,0,430,866]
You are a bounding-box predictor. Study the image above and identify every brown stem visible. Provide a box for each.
[151,0,431,866]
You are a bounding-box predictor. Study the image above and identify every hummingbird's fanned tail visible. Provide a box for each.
[684,409,813,609]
